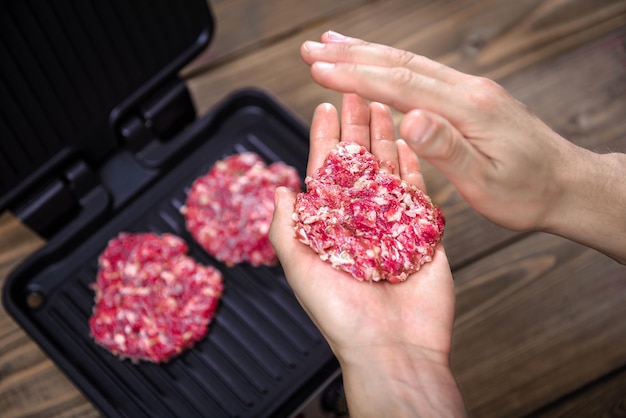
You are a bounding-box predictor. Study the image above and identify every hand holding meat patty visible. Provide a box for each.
[293,141,444,282]
[269,94,465,417]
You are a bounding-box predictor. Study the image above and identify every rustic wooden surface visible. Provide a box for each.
[1,0,625,417]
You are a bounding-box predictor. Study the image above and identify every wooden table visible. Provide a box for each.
[2,0,626,416]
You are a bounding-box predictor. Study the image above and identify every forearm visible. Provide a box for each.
[544,146,626,264]
[336,346,466,418]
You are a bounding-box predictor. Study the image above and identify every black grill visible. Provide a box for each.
[4,91,339,417]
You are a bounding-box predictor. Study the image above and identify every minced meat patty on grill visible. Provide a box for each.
[293,142,445,283]
[182,152,301,266]
[89,232,223,363]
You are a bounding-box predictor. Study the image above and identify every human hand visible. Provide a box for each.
[299,31,578,232]
[270,93,454,359]
[269,94,465,416]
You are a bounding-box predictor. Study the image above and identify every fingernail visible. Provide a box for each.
[406,113,433,144]
[326,30,348,42]
[313,61,335,71]
[303,41,325,51]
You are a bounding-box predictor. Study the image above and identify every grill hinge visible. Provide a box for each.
[11,160,102,239]
[119,78,195,152]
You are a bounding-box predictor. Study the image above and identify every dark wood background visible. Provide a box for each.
[1,0,625,416]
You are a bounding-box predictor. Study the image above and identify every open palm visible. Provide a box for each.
[269,94,455,362]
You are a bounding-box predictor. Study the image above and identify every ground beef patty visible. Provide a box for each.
[182,152,301,266]
[89,233,223,363]
[293,142,445,283]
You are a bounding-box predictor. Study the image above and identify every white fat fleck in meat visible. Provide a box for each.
[354,177,372,190]
[135,287,150,296]
[160,270,175,283]
[198,194,209,206]
[387,208,403,223]
[114,333,126,347]
[373,194,391,205]
[344,143,362,155]
[391,223,407,237]
[418,217,431,225]
[328,251,354,265]
[123,263,139,278]
[125,311,137,323]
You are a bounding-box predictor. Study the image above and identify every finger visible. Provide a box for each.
[399,109,489,186]
[396,139,426,193]
[268,187,325,302]
[308,102,340,177]
[340,93,371,149]
[308,62,468,129]
[302,31,467,85]
[369,102,399,175]
[268,187,300,267]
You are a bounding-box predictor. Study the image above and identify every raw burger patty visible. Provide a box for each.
[89,232,223,363]
[182,152,301,266]
[293,142,445,283]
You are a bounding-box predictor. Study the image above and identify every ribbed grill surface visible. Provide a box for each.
[13,101,336,417]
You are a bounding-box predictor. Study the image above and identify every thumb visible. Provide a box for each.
[269,186,297,262]
[399,109,482,180]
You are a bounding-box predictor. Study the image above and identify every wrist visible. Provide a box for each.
[540,140,588,231]
[336,345,466,417]
[543,147,626,263]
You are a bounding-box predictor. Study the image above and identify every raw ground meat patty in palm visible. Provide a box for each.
[89,232,223,363]
[293,142,445,283]
[182,152,301,266]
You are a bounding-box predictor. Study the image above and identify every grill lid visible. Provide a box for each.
[0,0,213,220]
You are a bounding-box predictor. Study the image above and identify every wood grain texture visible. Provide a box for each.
[451,232,626,417]
[503,29,626,153]
[0,213,96,418]
[1,0,625,417]
[528,366,626,417]
[181,0,372,77]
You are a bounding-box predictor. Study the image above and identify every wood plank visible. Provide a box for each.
[0,358,100,418]
[181,0,372,77]
[439,0,626,80]
[501,29,626,153]
[527,365,626,417]
[451,232,626,418]
[0,212,44,281]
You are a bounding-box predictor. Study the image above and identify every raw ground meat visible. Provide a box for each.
[293,142,445,283]
[181,152,301,266]
[89,232,223,363]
